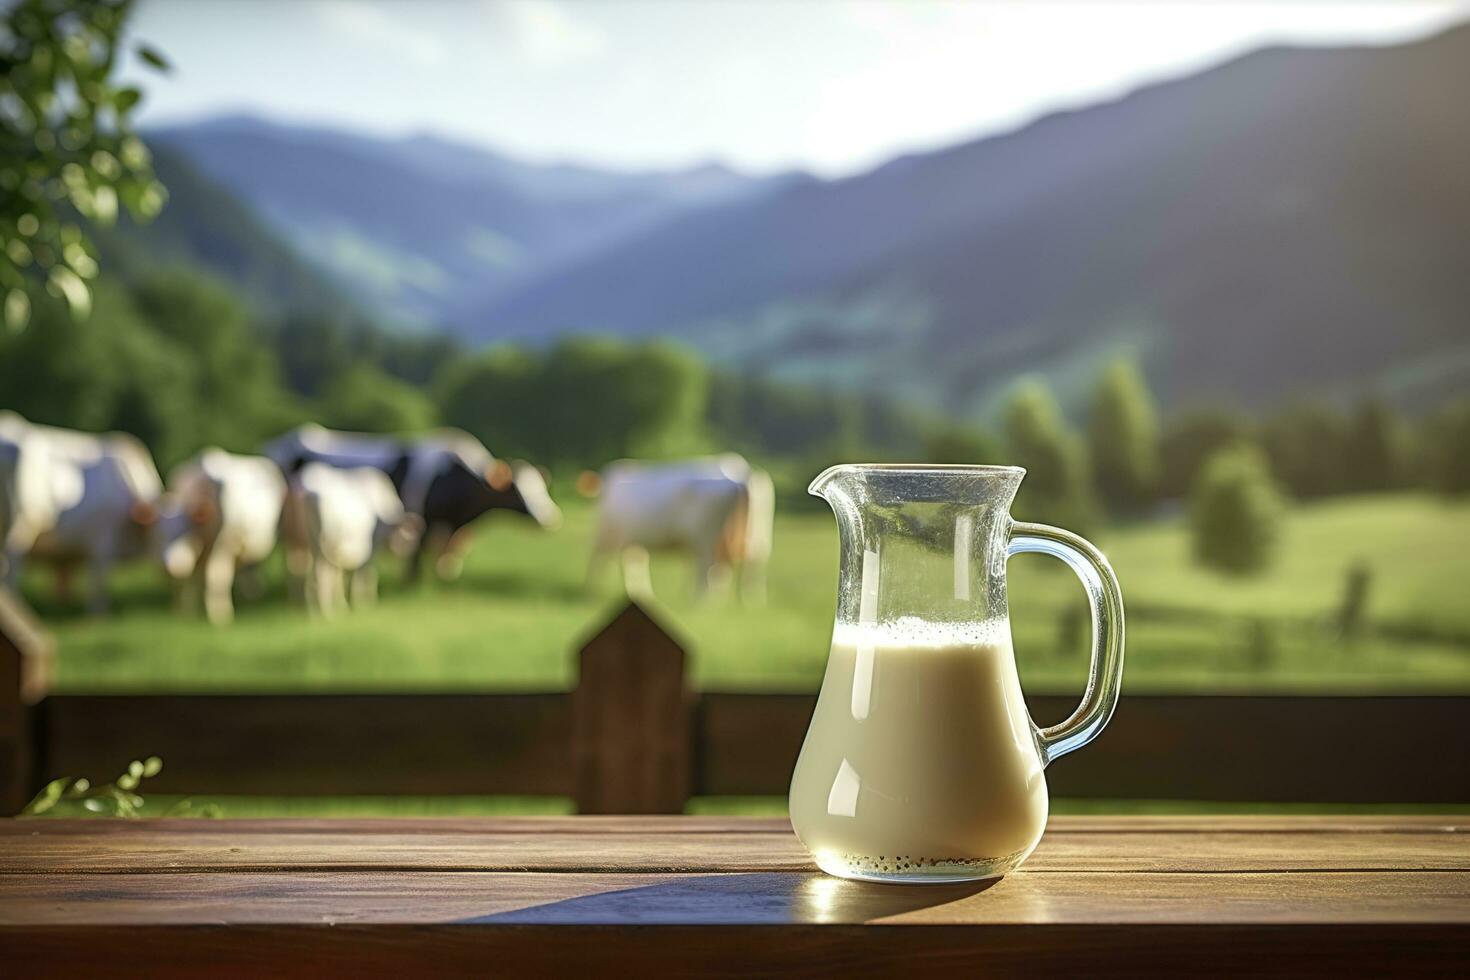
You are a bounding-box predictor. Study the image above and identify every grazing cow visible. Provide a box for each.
[0,412,163,613]
[282,463,422,616]
[588,455,774,601]
[157,448,288,625]
[265,424,560,580]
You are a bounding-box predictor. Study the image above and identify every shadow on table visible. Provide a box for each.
[461,872,997,925]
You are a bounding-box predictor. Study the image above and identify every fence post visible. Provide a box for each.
[0,592,53,815]
[573,600,692,814]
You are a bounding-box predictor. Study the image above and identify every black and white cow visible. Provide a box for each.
[264,424,560,579]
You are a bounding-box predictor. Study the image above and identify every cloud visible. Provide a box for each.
[315,0,447,67]
[491,0,608,68]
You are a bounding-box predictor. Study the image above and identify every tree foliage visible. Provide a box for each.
[438,337,710,467]
[1087,358,1160,514]
[128,267,298,456]
[1261,401,1347,499]
[1421,398,1470,495]
[0,273,299,467]
[319,364,436,435]
[923,424,1003,466]
[1159,408,1251,499]
[1003,380,1096,531]
[1342,398,1408,492]
[1,0,168,330]
[1190,443,1284,575]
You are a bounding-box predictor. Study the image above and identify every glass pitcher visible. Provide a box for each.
[789,464,1124,883]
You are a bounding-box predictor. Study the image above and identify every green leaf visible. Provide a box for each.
[49,266,90,319]
[127,760,145,780]
[116,772,139,791]
[91,184,118,224]
[136,44,171,72]
[3,289,29,333]
[21,778,71,816]
[142,756,163,778]
[6,238,35,267]
[113,86,141,114]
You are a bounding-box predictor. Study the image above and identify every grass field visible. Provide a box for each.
[24,491,1470,694]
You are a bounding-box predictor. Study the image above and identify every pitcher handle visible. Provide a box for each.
[1008,521,1126,766]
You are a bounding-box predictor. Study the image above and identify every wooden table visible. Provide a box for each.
[1,815,1466,976]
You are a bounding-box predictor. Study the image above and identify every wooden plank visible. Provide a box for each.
[28,692,1470,804]
[0,815,797,836]
[0,829,812,874]
[41,692,572,796]
[5,923,1468,977]
[2,817,1466,975]
[699,693,1470,803]
[2,870,1468,926]
[0,813,1460,837]
[573,602,691,813]
[3,819,1466,875]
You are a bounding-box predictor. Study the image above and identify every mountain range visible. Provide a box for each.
[133,22,1470,416]
[149,116,797,327]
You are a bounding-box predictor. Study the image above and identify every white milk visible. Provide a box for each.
[788,620,1048,881]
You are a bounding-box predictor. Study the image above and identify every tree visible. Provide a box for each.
[128,267,298,458]
[707,374,861,459]
[435,345,540,458]
[1342,398,1408,492]
[269,313,356,398]
[0,280,191,463]
[1261,401,1348,498]
[923,424,1003,465]
[320,364,436,435]
[1087,358,1160,514]
[436,336,709,467]
[1421,399,1470,495]
[2,0,169,330]
[1002,381,1095,531]
[1190,444,1284,575]
[0,273,305,468]
[1159,408,1251,499]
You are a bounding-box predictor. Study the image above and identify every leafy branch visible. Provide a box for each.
[1,0,170,331]
[21,756,222,818]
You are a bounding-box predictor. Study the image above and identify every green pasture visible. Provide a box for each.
[24,491,1470,694]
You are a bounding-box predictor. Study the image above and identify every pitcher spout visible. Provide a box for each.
[809,463,1026,506]
[808,463,856,501]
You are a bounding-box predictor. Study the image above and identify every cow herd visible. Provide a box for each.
[0,412,776,624]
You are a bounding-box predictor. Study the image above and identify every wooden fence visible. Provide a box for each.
[3,596,1469,815]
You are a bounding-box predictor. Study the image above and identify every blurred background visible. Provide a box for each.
[2,0,1468,815]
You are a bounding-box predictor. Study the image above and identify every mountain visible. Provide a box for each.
[93,146,350,317]
[462,24,1470,415]
[150,116,798,327]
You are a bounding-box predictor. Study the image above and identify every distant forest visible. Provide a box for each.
[3,266,1466,521]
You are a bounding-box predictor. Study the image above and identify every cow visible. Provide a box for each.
[588,454,774,602]
[282,463,423,616]
[156,448,288,625]
[264,424,560,580]
[0,412,164,613]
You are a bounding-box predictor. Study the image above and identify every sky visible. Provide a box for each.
[123,0,1470,177]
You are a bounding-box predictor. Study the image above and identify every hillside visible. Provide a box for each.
[151,116,798,326]
[93,146,349,318]
[463,24,1470,415]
